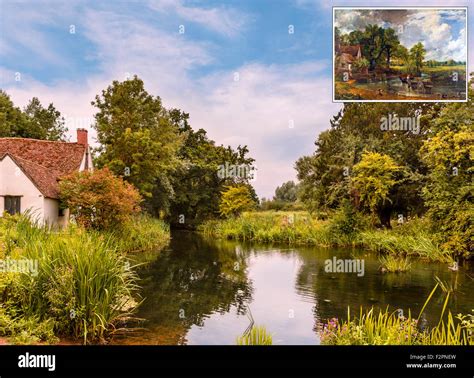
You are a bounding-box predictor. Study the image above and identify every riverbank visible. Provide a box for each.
[0,214,170,345]
[199,211,455,264]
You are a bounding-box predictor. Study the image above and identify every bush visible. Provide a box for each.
[327,201,369,243]
[59,168,142,230]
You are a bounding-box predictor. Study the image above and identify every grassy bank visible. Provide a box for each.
[199,211,454,263]
[320,284,473,345]
[0,213,170,345]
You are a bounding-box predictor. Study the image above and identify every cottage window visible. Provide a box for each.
[4,196,21,215]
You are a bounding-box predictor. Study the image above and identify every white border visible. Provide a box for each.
[332,6,469,103]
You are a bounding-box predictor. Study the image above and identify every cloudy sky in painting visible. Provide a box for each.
[335,8,467,61]
[0,0,472,198]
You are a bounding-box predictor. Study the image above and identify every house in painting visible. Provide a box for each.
[335,44,363,77]
[0,129,93,227]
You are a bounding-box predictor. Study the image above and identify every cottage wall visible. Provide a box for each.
[0,155,44,221]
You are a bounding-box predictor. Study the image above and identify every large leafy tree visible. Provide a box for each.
[409,42,426,75]
[92,77,257,225]
[0,91,67,140]
[91,76,183,203]
[351,151,403,228]
[296,101,431,217]
[420,79,474,256]
[160,108,256,226]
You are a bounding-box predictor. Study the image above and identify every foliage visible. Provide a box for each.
[320,283,473,345]
[379,254,411,272]
[274,181,299,202]
[420,124,473,257]
[259,198,305,212]
[90,78,257,225]
[409,42,426,75]
[327,200,369,243]
[336,24,401,71]
[0,214,141,344]
[167,109,256,227]
[91,76,183,200]
[353,58,369,71]
[219,185,256,218]
[236,326,273,345]
[59,168,142,231]
[201,212,452,262]
[0,91,67,140]
[295,101,427,217]
[106,215,170,254]
[351,151,403,227]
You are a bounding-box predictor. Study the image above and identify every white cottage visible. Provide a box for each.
[0,129,93,227]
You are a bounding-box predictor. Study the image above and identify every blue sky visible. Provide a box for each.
[0,0,472,198]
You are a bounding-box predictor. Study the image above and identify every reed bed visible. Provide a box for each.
[200,212,453,263]
[0,213,170,344]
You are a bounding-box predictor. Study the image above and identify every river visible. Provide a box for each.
[111,231,474,345]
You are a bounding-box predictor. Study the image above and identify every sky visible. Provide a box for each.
[0,0,472,199]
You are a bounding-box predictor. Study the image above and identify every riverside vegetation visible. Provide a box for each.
[1,76,472,346]
[0,213,169,345]
[200,211,454,264]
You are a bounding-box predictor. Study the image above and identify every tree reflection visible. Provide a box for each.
[114,231,253,344]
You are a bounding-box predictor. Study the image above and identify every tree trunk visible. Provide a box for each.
[378,207,392,229]
[369,59,376,71]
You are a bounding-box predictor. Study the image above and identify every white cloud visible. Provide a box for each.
[148,0,251,38]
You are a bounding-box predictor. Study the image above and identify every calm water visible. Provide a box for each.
[112,231,474,345]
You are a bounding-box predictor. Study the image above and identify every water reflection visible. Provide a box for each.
[112,231,473,345]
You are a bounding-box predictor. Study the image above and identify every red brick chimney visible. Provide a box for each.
[77,128,88,147]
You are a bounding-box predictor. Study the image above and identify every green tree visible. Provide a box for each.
[219,185,256,218]
[420,79,474,256]
[296,102,429,217]
[91,76,183,203]
[361,24,387,71]
[0,91,66,140]
[23,97,67,140]
[164,109,256,227]
[409,42,426,75]
[274,181,298,202]
[382,28,400,67]
[351,152,402,228]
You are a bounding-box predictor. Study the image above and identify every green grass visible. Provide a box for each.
[106,215,170,254]
[236,326,273,345]
[0,213,171,344]
[320,283,473,345]
[379,254,411,272]
[200,211,339,246]
[200,212,453,263]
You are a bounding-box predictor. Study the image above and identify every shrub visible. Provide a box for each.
[59,167,142,230]
[219,185,256,218]
[327,201,369,243]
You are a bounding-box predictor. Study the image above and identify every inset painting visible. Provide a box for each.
[333,7,468,102]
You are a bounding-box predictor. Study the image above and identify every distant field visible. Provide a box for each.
[390,64,466,74]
